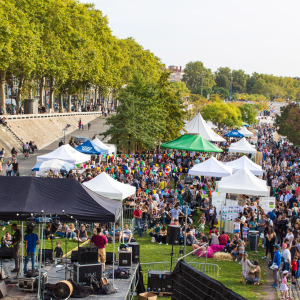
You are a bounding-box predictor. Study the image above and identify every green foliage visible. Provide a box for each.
[201,100,242,128]
[238,103,258,124]
[102,72,184,150]
[275,104,300,145]
[169,81,190,98]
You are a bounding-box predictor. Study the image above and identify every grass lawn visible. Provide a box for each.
[1,212,268,300]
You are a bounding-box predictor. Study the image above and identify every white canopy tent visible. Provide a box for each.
[229,137,257,154]
[92,138,116,156]
[238,126,253,137]
[83,172,136,200]
[36,145,90,164]
[189,156,233,177]
[181,112,225,142]
[218,166,269,196]
[206,121,217,129]
[224,156,263,176]
[83,172,136,244]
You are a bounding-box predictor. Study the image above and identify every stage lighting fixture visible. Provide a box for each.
[51,217,60,234]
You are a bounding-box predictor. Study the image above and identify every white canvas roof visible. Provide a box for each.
[218,166,269,196]
[224,156,263,176]
[206,121,217,129]
[238,127,253,137]
[189,157,233,177]
[92,138,115,156]
[83,172,136,200]
[37,145,90,164]
[229,137,257,154]
[182,112,225,142]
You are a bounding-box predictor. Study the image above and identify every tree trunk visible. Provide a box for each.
[67,93,71,112]
[39,76,44,106]
[94,86,98,107]
[0,70,6,115]
[49,77,54,112]
[59,93,63,113]
[28,78,34,99]
[17,74,25,114]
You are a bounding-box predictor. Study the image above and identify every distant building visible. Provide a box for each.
[293,77,300,81]
[168,66,184,82]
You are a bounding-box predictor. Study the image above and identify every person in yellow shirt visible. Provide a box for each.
[159,178,167,190]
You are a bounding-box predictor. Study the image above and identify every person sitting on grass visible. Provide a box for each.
[109,223,122,242]
[56,223,68,238]
[121,224,132,243]
[239,252,255,284]
[244,260,261,286]
[149,222,161,242]
[1,231,12,247]
[74,224,88,243]
[191,232,208,255]
[156,225,167,245]
[65,223,76,239]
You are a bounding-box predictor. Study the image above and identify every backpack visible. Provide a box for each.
[114,268,130,279]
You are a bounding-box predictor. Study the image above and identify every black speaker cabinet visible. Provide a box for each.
[0,248,13,259]
[78,247,98,265]
[128,242,140,263]
[161,272,173,293]
[73,263,103,284]
[0,280,7,298]
[166,225,180,245]
[106,252,116,264]
[71,251,78,262]
[148,270,163,293]
[118,252,132,267]
[41,249,53,261]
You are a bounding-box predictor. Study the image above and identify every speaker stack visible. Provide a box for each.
[78,247,98,265]
[166,225,180,245]
[147,270,173,294]
[128,242,140,263]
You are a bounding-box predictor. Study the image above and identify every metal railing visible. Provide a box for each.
[125,263,140,300]
[186,262,220,280]
[140,262,171,289]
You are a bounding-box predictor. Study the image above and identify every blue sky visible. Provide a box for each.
[83,0,300,77]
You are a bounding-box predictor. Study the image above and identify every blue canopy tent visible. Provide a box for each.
[224,129,244,138]
[76,140,109,155]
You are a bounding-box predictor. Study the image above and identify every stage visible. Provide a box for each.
[2,259,139,300]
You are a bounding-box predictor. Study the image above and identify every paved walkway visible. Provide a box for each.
[0,116,111,176]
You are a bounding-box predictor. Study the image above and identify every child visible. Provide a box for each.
[242,223,249,246]
[197,214,206,233]
[292,256,298,285]
[54,241,63,259]
[238,241,245,261]
[280,270,289,300]
[239,252,255,284]
[234,218,240,236]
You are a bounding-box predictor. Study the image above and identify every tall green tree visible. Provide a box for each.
[238,104,258,124]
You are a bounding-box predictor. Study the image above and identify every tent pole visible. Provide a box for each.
[37,222,44,300]
[113,222,115,288]
[122,209,124,244]
[21,222,23,275]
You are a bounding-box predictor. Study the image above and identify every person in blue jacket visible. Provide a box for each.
[272,244,281,287]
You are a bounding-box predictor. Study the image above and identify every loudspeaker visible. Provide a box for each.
[0,248,13,259]
[128,242,140,263]
[148,270,163,293]
[71,251,78,262]
[118,252,132,267]
[166,225,180,245]
[0,264,10,280]
[73,263,103,284]
[161,272,173,293]
[0,280,7,298]
[41,249,53,261]
[106,252,116,265]
[78,251,98,265]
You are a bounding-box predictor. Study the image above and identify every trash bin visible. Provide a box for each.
[248,231,259,252]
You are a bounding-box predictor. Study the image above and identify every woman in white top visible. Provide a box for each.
[286,227,294,243]
[240,253,255,284]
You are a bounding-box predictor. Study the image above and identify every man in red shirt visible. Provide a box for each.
[90,228,108,272]
[208,227,219,236]
[295,185,300,198]
[218,231,230,246]
[133,206,142,226]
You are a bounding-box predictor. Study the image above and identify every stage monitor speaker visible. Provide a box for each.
[78,251,98,265]
[0,248,13,259]
[73,263,103,284]
[128,242,140,263]
[147,270,163,293]
[106,252,116,265]
[41,249,53,261]
[0,280,7,298]
[166,225,180,245]
[184,176,193,185]
[161,272,173,293]
[118,252,132,267]
[71,251,78,262]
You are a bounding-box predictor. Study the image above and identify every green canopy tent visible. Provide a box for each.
[161,134,223,152]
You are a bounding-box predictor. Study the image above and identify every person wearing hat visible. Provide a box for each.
[280,270,289,299]
[272,244,281,287]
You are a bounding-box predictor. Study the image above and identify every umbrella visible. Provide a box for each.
[224,129,244,138]
[32,159,77,172]
[161,134,223,152]
[76,140,108,155]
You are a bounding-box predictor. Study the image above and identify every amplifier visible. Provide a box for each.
[78,247,98,265]
[118,252,132,267]
[148,270,163,293]
[106,252,116,265]
[18,273,48,292]
[73,263,103,284]
[0,248,13,259]
[161,272,173,293]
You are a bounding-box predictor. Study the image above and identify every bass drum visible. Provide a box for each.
[53,280,73,300]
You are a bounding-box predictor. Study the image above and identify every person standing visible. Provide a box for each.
[78,118,82,129]
[272,244,281,288]
[11,224,22,272]
[90,228,108,273]
[24,230,40,274]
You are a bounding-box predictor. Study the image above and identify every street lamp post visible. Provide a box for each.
[62,124,71,144]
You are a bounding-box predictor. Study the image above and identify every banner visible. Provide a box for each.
[211,192,226,220]
[259,197,275,213]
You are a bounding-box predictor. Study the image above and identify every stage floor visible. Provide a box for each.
[2,259,139,300]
